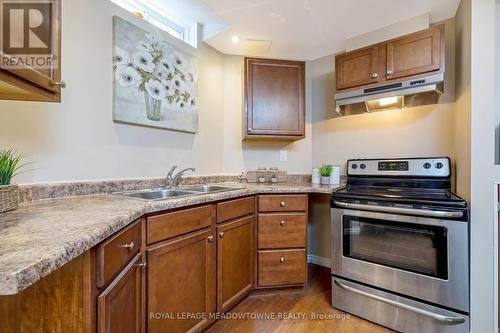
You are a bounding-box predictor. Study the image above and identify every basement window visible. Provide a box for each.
[110,0,194,46]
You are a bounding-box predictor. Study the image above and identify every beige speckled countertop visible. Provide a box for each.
[0,182,341,295]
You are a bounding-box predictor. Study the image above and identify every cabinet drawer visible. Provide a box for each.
[258,213,306,249]
[147,205,213,244]
[258,195,307,212]
[258,249,306,286]
[97,220,142,288]
[217,196,255,223]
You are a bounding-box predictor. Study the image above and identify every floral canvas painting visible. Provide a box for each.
[113,16,199,133]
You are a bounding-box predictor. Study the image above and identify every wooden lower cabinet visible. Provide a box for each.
[217,216,255,312]
[147,228,216,333]
[97,254,145,333]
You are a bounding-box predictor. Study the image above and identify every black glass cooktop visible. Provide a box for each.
[333,185,467,208]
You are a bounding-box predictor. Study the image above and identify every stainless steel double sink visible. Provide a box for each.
[114,185,244,201]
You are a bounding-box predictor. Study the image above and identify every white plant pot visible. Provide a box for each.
[320,176,330,185]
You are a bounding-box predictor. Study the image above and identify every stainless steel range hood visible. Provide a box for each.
[335,73,444,116]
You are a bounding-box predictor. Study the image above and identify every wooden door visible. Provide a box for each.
[244,58,305,139]
[335,46,379,90]
[217,216,255,312]
[97,254,145,333]
[147,228,216,333]
[1,0,62,95]
[386,26,443,80]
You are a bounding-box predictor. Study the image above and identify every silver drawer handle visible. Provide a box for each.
[279,257,285,263]
[334,279,465,324]
[121,242,135,250]
[207,236,214,243]
[387,70,393,75]
[219,232,225,239]
[50,81,66,88]
[280,201,286,207]
[280,220,286,226]
[372,73,378,78]
[136,262,147,268]
[333,201,463,219]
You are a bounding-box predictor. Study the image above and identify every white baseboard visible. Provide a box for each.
[307,254,331,268]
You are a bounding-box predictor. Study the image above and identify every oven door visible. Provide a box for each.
[331,205,469,313]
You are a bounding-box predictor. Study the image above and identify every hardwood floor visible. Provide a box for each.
[205,264,394,333]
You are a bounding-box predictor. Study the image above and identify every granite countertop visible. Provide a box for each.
[0,182,341,295]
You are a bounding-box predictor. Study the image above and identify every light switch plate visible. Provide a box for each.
[279,150,288,162]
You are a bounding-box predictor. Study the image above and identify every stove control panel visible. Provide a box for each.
[348,157,450,177]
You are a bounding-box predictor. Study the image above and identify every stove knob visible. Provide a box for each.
[360,163,366,169]
[435,162,444,169]
[351,164,358,169]
[423,163,431,169]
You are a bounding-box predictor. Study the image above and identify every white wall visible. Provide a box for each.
[469,0,499,331]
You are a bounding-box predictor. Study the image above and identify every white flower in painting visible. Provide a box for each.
[115,66,140,87]
[162,80,175,96]
[159,57,174,74]
[133,51,155,73]
[159,71,171,81]
[113,46,129,66]
[145,80,167,100]
[171,51,188,71]
[176,99,188,112]
[172,75,185,92]
[188,96,198,110]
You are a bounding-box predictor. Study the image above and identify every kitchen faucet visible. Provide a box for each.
[166,166,196,188]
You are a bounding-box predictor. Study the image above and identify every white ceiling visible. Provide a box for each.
[201,0,461,60]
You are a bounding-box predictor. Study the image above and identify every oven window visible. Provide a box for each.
[343,216,448,279]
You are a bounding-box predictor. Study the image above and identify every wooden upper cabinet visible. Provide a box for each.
[386,25,443,80]
[335,24,444,92]
[335,46,380,90]
[0,0,62,102]
[244,58,305,140]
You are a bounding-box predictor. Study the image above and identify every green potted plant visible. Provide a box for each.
[0,149,24,213]
[319,164,333,185]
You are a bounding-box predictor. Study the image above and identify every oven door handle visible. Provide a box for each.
[334,279,466,324]
[333,201,463,218]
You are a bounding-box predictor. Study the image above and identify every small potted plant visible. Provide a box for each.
[0,149,24,213]
[319,164,333,185]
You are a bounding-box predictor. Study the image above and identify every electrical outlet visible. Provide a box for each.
[279,150,288,162]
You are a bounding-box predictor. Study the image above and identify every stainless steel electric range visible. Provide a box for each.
[331,157,469,333]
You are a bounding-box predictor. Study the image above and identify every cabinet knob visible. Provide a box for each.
[280,220,286,226]
[372,73,378,78]
[280,201,286,207]
[136,262,147,268]
[120,242,134,250]
[219,232,225,239]
[280,257,285,263]
[387,70,393,75]
[208,236,214,243]
[50,81,66,88]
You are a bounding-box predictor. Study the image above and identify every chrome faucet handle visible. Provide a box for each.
[166,165,178,187]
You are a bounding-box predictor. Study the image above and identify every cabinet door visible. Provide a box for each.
[147,229,216,333]
[0,0,62,100]
[386,26,443,80]
[97,254,145,333]
[217,216,255,312]
[244,58,305,139]
[335,46,379,90]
